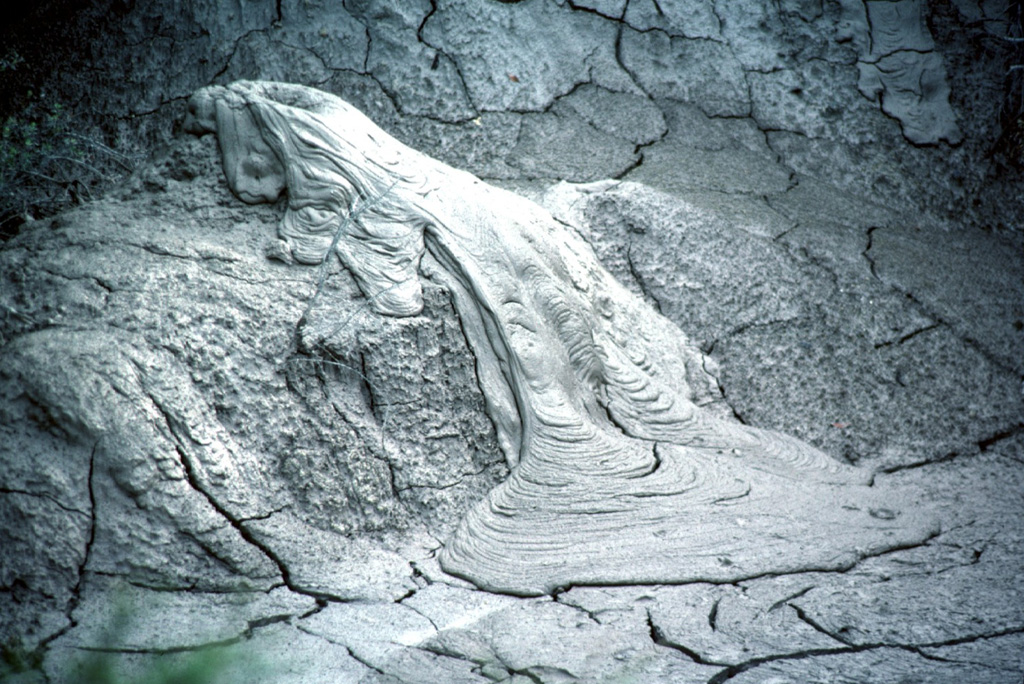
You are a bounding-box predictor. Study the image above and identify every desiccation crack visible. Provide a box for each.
[149,395,347,604]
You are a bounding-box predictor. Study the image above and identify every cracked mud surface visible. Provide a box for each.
[2,1,1023,682]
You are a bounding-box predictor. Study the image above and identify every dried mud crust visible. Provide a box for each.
[1,102,1022,682]
[1,0,1023,679]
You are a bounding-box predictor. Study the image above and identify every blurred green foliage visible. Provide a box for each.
[1,593,264,684]
[58,646,236,684]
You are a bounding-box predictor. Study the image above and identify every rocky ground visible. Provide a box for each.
[1,1,1022,683]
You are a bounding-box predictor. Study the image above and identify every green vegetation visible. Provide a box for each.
[0,91,138,241]
[1,594,265,684]
[0,49,25,73]
[54,645,237,684]
[998,1,1024,166]
[1,636,43,680]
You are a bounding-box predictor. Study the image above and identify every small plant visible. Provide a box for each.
[0,49,25,73]
[997,1,1024,166]
[0,93,139,241]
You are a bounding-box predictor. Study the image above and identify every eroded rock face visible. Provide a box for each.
[5,0,1018,255]
[1,101,1020,683]
[840,0,963,145]
[0,132,508,650]
[183,81,938,596]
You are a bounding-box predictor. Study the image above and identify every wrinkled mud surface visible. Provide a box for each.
[1,1,1022,682]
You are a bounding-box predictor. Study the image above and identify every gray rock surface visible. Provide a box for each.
[12,0,1016,232]
[177,81,940,598]
[1,1,1022,682]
